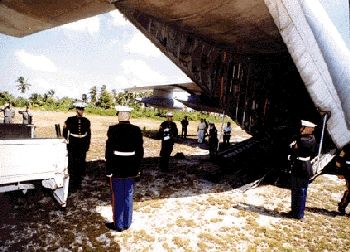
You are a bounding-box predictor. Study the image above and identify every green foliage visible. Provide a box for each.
[47,89,55,97]
[13,96,28,107]
[29,93,44,106]
[89,86,97,104]
[115,91,138,107]
[0,87,225,124]
[84,105,116,116]
[82,94,88,103]
[97,85,114,109]
[0,91,15,105]
[130,108,223,123]
[56,96,74,109]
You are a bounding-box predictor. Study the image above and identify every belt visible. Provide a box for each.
[70,133,87,138]
[297,156,310,161]
[113,150,135,156]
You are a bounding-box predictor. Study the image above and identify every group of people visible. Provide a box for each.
[62,102,143,232]
[64,105,230,232]
[197,119,232,146]
[0,103,32,124]
[63,104,350,232]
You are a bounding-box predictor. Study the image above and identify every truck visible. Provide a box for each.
[0,124,69,207]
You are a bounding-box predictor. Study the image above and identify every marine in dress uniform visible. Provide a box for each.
[105,106,144,232]
[288,120,317,219]
[63,101,91,191]
[158,112,178,172]
[181,116,189,139]
[335,143,350,215]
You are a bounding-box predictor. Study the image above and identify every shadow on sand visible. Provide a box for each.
[233,203,341,219]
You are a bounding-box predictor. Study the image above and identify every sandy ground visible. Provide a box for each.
[1,110,350,251]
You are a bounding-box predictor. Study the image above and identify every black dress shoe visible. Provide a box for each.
[281,211,295,218]
[281,211,304,220]
[105,222,123,232]
[338,206,346,216]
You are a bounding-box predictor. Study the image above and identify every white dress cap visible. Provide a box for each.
[301,120,316,127]
[115,105,133,112]
[74,101,87,108]
[166,111,173,117]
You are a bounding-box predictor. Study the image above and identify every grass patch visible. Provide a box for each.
[176,217,197,227]
[132,230,155,243]
[172,236,190,249]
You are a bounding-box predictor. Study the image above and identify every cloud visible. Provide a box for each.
[117,59,168,87]
[109,10,130,27]
[124,31,162,57]
[31,77,84,99]
[114,75,131,91]
[15,50,57,72]
[29,78,52,93]
[62,16,100,34]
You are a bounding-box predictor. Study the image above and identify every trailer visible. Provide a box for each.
[0,138,69,207]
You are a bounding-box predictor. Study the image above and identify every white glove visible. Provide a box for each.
[289,140,296,148]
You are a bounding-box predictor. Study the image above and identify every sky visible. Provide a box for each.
[0,9,190,99]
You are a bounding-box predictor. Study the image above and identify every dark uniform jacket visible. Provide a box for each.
[105,122,144,178]
[159,121,178,145]
[181,119,188,128]
[63,116,91,153]
[209,126,218,145]
[335,144,350,178]
[290,134,317,179]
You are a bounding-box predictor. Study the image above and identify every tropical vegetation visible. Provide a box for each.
[0,77,224,122]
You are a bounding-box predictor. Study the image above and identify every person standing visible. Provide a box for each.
[18,105,33,124]
[180,116,189,139]
[208,123,219,159]
[197,119,206,143]
[335,143,350,215]
[223,121,232,146]
[203,119,209,143]
[63,101,91,191]
[159,111,178,172]
[105,106,144,231]
[288,120,317,219]
[1,103,15,123]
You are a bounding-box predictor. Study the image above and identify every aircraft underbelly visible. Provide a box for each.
[116,0,350,149]
[0,0,349,148]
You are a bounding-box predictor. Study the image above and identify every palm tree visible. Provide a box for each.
[16,76,31,94]
[89,86,97,105]
[47,89,55,98]
[82,94,87,103]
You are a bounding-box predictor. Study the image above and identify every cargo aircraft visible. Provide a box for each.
[125,82,223,113]
[0,0,349,174]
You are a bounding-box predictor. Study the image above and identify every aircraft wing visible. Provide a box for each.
[124,82,220,112]
[125,82,201,95]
